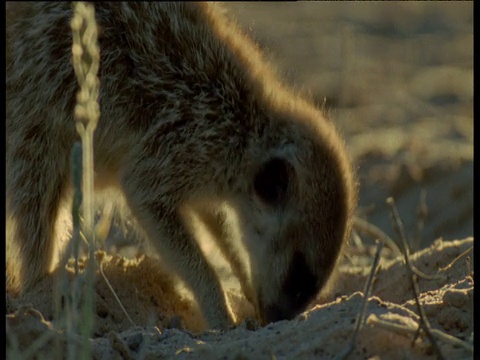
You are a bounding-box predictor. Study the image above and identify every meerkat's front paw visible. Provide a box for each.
[201,298,236,330]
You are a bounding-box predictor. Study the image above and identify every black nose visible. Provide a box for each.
[261,252,321,324]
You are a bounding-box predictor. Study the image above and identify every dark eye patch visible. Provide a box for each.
[282,252,318,311]
[253,157,291,206]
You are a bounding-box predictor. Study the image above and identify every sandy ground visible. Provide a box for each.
[6,2,473,359]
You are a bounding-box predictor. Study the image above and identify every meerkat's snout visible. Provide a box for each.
[236,118,354,325]
[260,252,320,324]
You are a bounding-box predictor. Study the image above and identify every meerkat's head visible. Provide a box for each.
[232,100,356,325]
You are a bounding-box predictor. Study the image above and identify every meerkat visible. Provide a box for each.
[6,2,357,329]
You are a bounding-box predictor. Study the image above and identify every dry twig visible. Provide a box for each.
[367,314,473,353]
[338,240,384,360]
[438,246,473,273]
[352,216,400,255]
[96,253,136,327]
[386,197,445,360]
[412,189,428,252]
[353,216,443,281]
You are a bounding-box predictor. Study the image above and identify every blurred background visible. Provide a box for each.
[225,2,473,251]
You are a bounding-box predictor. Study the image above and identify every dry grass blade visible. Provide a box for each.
[366,314,473,352]
[353,216,443,281]
[58,142,83,275]
[337,240,384,360]
[352,216,400,255]
[355,240,384,331]
[386,197,446,360]
[412,189,428,253]
[70,2,101,359]
[438,246,473,273]
[71,1,100,242]
[71,142,83,275]
[96,254,136,327]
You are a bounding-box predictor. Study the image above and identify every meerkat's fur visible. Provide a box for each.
[6,2,357,329]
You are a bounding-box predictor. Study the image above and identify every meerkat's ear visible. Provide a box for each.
[253,157,295,207]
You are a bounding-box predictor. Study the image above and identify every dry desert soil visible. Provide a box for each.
[6,2,473,360]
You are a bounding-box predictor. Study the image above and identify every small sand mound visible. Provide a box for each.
[7,238,473,359]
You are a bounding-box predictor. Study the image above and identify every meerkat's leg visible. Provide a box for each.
[121,172,233,329]
[6,139,71,294]
[194,205,257,310]
[133,206,232,329]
